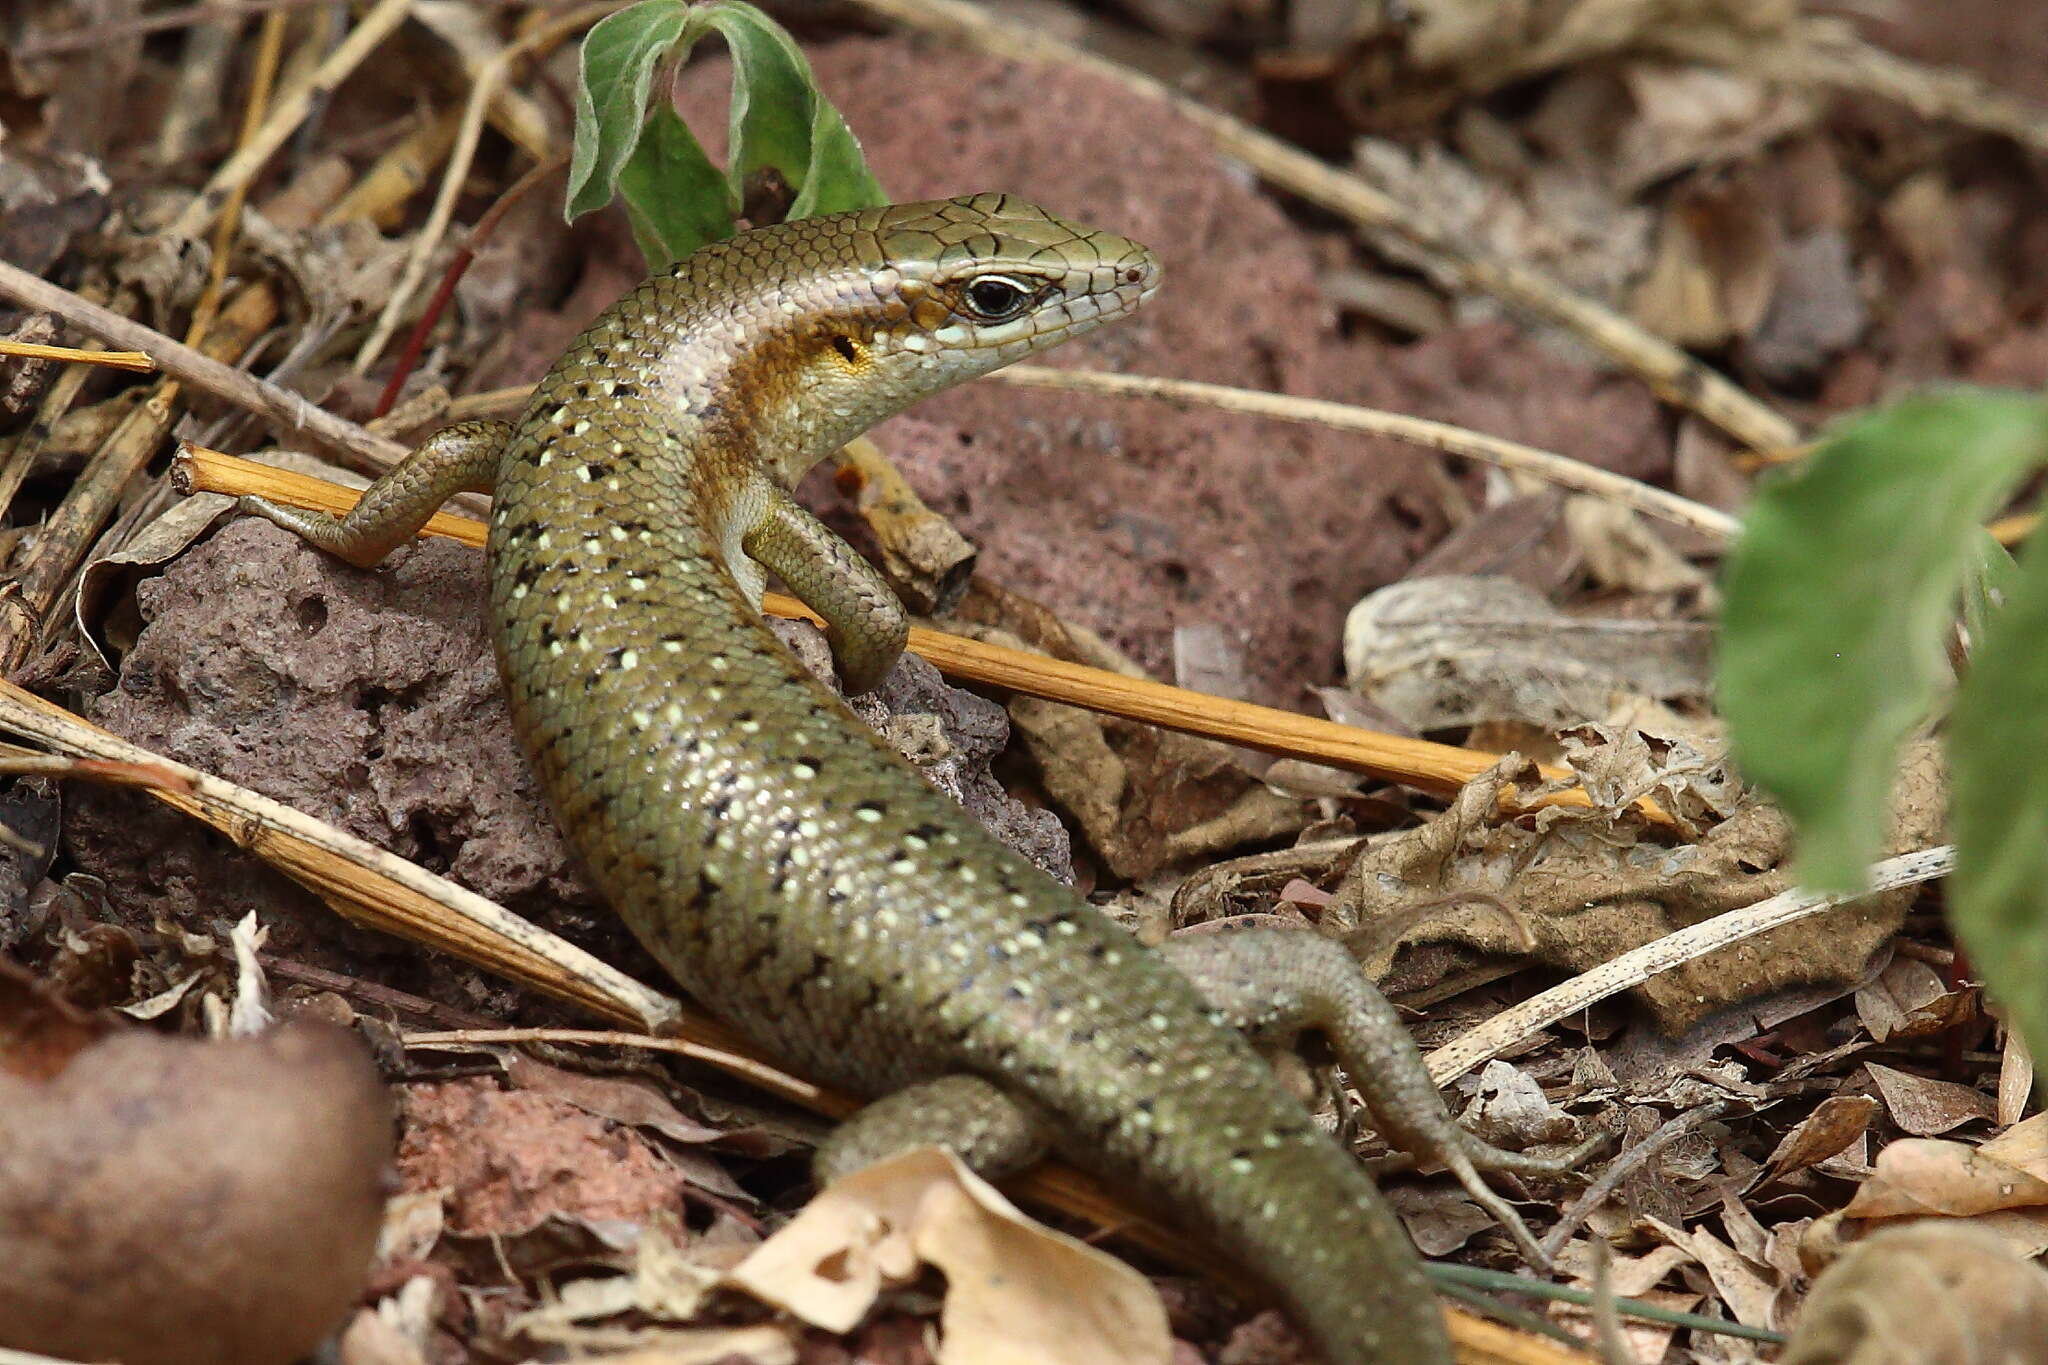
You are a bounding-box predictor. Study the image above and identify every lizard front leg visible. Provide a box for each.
[240,420,509,568]
[1162,926,1596,1271]
[741,488,909,695]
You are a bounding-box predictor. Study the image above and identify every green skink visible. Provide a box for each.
[251,195,1570,1364]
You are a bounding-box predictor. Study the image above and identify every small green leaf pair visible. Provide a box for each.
[569,0,886,266]
[1720,390,2048,1073]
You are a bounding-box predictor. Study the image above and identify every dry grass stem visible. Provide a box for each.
[0,677,684,1035]
[175,444,1672,828]
[180,6,288,349]
[0,341,152,372]
[845,0,1798,456]
[164,0,414,241]
[0,258,408,475]
[403,1027,844,1115]
[352,2,614,373]
[1783,29,2048,157]
[0,745,194,795]
[1424,844,1955,1085]
[997,366,1741,542]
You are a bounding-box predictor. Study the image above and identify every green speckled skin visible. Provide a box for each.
[253,197,1451,1364]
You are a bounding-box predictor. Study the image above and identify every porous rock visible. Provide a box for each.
[68,519,1068,998]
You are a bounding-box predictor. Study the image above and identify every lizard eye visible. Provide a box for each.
[961,274,1035,321]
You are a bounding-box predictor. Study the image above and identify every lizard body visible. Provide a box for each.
[249,195,1567,1364]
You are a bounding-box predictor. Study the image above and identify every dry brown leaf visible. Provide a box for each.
[726,1146,1169,1365]
[1839,1138,2048,1221]
[1614,63,1816,195]
[1560,496,1712,597]
[339,1276,439,1365]
[1761,1096,1878,1182]
[338,1302,431,1365]
[1781,1221,2048,1365]
[1630,170,1785,348]
[1335,733,1942,1032]
[1981,1111,2048,1169]
[1349,138,1653,306]
[1855,956,1969,1043]
[1863,1063,1996,1138]
[1459,1059,1580,1148]
[372,1189,448,1270]
[1383,1182,1497,1257]
[1647,1216,1779,1328]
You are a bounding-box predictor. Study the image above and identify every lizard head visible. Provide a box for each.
[865,192,1162,378]
[731,193,1159,476]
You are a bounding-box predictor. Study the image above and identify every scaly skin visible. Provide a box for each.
[251,196,1454,1363]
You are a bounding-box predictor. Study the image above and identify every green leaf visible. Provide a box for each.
[1952,517,2048,1077]
[1719,391,2048,891]
[567,0,695,223]
[567,0,883,266]
[788,79,887,219]
[617,103,736,266]
[1960,528,2018,651]
[702,1,885,217]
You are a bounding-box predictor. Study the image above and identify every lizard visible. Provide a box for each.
[245,194,1580,1364]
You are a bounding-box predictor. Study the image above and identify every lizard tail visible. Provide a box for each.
[1154,1101,1452,1364]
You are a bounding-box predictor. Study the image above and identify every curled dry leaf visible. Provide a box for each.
[0,1002,392,1365]
[727,1145,1170,1365]
[1342,575,1711,734]
[1332,731,1943,1033]
[1760,1095,1879,1183]
[1862,1063,1996,1138]
[1781,1221,2048,1365]
[1854,955,1970,1043]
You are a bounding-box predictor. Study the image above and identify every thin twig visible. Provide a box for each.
[844,0,1799,456]
[174,442,1679,829]
[1775,27,2048,157]
[16,0,343,56]
[1537,1102,1733,1263]
[0,340,152,372]
[402,1027,843,1114]
[353,2,612,373]
[259,953,495,1031]
[393,368,1745,543]
[374,151,570,418]
[165,0,415,242]
[0,258,407,475]
[0,748,194,795]
[996,367,1741,542]
[1425,846,1955,1084]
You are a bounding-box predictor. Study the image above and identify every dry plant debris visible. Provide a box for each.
[3,0,2048,1361]
[728,1146,1172,1365]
